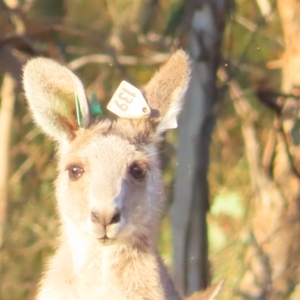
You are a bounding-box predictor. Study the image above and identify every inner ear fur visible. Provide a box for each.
[23,57,91,142]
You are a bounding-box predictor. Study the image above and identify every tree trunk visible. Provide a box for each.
[170,0,230,296]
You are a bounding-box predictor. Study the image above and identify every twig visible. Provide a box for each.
[68,53,170,70]
[277,118,300,179]
[0,25,103,49]
[0,74,16,249]
[262,126,277,173]
[249,230,273,289]
[256,0,272,19]
[235,15,258,32]
[9,149,37,186]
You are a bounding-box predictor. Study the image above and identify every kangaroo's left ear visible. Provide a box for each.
[23,58,91,142]
[142,49,190,134]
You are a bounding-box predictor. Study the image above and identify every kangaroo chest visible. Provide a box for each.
[71,247,155,300]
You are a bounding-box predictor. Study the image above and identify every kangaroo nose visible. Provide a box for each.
[90,208,121,226]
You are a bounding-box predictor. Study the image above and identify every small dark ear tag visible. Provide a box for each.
[75,92,103,127]
[90,92,103,117]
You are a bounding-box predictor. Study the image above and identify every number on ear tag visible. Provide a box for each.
[107,81,151,118]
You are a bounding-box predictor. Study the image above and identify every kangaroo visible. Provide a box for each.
[23,50,222,300]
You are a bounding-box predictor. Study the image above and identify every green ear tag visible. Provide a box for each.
[90,92,102,117]
[75,93,83,128]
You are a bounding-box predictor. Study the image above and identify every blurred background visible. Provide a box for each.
[1,0,300,299]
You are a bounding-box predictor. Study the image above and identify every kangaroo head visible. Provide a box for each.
[23,50,190,248]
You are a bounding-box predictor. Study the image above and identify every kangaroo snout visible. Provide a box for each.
[88,205,122,241]
[90,208,121,227]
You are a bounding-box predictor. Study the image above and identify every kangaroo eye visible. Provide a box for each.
[67,165,84,181]
[129,163,147,180]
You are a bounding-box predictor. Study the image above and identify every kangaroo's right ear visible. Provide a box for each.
[140,50,190,136]
[23,58,91,142]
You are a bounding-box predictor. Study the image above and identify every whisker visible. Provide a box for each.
[146,202,164,214]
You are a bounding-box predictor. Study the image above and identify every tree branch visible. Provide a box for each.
[68,53,170,70]
[0,74,16,249]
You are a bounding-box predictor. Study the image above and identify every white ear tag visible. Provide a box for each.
[107,81,151,118]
